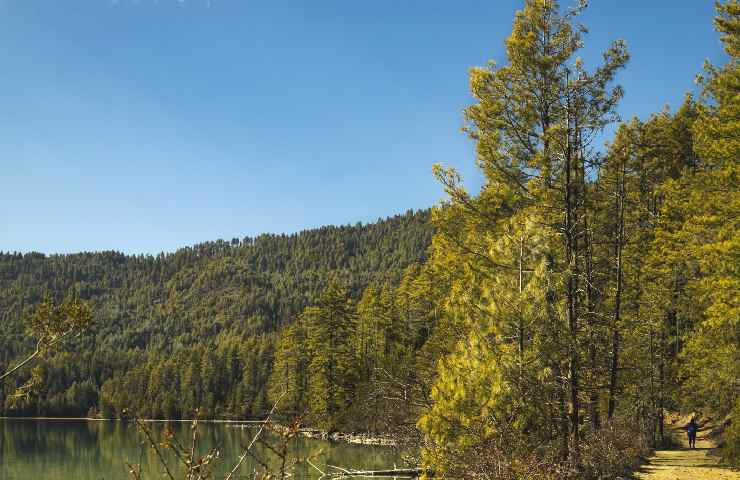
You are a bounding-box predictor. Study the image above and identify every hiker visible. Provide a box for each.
[687,417,698,449]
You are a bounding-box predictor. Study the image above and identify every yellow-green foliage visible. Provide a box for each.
[725,399,740,465]
[418,203,569,474]
[418,0,629,474]
[268,320,309,414]
[669,0,740,416]
[304,282,358,430]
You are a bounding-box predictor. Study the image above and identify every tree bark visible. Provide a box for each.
[608,154,626,420]
[564,76,581,455]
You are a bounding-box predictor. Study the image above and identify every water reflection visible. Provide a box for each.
[0,419,404,479]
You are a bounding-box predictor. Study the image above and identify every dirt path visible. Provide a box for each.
[637,424,740,480]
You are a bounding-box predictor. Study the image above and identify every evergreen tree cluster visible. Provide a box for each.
[410,0,740,476]
[267,267,437,432]
[0,210,432,418]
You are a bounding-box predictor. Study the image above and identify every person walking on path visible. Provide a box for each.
[686,417,698,449]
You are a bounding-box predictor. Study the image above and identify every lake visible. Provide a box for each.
[0,419,407,479]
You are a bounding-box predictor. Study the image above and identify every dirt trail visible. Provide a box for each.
[637,423,739,480]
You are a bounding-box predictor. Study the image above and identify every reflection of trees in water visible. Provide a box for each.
[0,420,134,478]
[2,419,96,458]
[0,420,403,479]
[0,420,109,478]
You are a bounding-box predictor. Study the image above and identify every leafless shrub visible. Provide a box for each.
[125,393,349,480]
[579,418,652,479]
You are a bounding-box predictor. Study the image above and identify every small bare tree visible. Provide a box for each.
[126,393,311,480]
[0,293,92,403]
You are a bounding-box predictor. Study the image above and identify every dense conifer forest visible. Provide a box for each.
[1,1,738,478]
[0,209,432,419]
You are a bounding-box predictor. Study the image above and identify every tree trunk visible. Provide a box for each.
[608,157,626,419]
[649,325,656,447]
[564,82,581,456]
[658,328,666,446]
[546,252,569,461]
[583,172,600,430]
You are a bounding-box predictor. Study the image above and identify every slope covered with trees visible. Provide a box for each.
[0,209,432,418]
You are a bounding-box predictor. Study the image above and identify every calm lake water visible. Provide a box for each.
[0,419,406,479]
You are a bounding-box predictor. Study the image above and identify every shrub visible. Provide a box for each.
[578,418,651,480]
[420,415,651,479]
[723,400,740,466]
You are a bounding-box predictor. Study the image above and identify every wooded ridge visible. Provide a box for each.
[0,209,432,420]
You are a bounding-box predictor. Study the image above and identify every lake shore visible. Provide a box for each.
[1,416,263,423]
[0,416,399,447]
[0,417,406,479]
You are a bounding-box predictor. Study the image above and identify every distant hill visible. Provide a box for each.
[0,209,432,417]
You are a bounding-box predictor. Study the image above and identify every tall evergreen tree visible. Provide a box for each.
[419,0,628,472]
[268,319,309,415]
[669,0,740,418]
[305,282,357,430]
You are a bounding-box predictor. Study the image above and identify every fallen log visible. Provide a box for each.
[323,464,426,478]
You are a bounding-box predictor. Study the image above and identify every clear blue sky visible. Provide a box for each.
[0,0,725,254]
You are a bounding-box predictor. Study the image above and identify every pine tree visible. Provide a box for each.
[671,0,740,419]
[305,282,357,430]
[417,211,559,475]
[593,98,700,445]
[268,319,309,415]
[419,0,628,472]
[354,285,382,382]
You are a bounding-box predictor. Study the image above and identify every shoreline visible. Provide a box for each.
[264,424,397,447]
[0,416,399,447]
[0,416,264,423]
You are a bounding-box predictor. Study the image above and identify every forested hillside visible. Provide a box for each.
[0,209,432,418]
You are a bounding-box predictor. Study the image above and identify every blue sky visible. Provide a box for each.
[0,0,725,254]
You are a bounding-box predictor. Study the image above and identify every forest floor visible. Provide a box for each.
[636,421,739,480]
